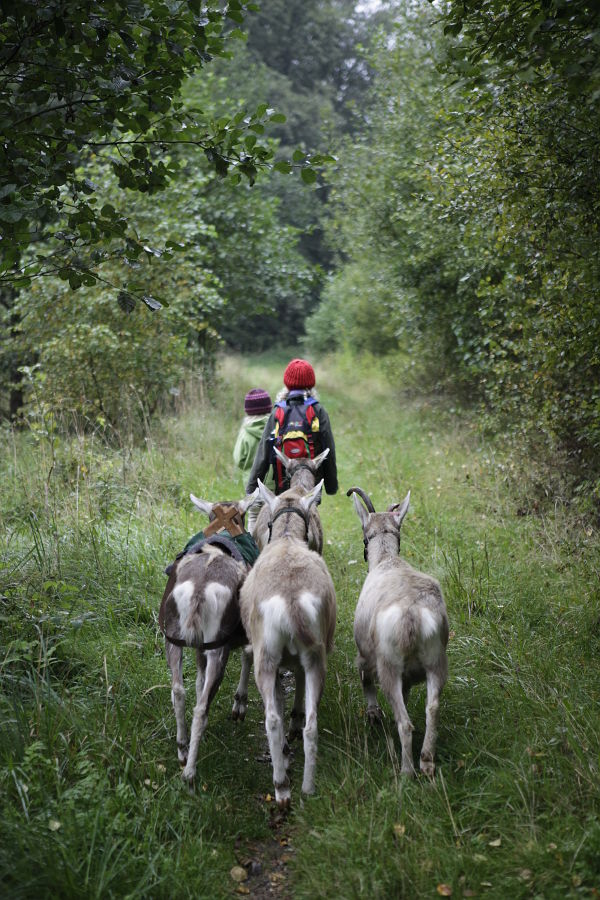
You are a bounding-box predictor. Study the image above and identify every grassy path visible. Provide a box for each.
[0,352,599,898]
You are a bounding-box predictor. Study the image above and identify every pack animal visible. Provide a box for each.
[159,491,258,784]
[348,487,449,778]
[240,479,336,808]
[252,447,330,554]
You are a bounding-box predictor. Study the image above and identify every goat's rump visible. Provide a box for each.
[158,549,249,650]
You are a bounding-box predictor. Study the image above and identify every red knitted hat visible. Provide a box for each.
[244,388,272,415]
[283,358,315,390]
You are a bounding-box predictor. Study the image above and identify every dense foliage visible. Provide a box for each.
[198,0,397,348]
[308,0,600,484]
[0,0,332,424]
[0,0,293,294]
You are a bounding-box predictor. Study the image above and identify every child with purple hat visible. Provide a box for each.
[234,388,274,531]
[233,388,275,489]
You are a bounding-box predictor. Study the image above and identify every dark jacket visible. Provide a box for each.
[245,392,338,495]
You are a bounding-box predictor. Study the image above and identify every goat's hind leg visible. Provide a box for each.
[182,647,229,785]
[358,653,382,725]
[232,646,252,721]
[166,641,189,766]
[378,662,415,777]
[288,665,305,742]
[420,664,446,779]
[256,656,290,809]
[301,650,326,797]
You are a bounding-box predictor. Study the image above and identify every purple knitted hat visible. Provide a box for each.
[244,388,272,416]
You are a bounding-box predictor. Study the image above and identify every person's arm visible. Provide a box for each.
[317,405,338,494]
[245,412,275,493]
[233,426,253,472]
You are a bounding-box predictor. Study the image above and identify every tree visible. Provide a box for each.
[312,0,600,479]
[0,0,292,296]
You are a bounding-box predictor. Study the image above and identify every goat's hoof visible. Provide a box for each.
[181,767,196,788]
[274,777,291,810]
[232,694,248,721]
[177,742,189,766]
[420,755,435,779]
[401,766,417,779]
[301,784,315,798]
[276,795,291,812]
[366,706,383,727]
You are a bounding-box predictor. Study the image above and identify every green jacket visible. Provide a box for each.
[245,394,338,495]
[233,414,275,489]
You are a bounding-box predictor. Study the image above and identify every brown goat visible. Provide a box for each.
[159,490,257,784]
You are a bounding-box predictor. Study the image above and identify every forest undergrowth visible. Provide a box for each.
[0,351,599,899]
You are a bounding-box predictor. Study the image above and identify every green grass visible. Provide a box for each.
[1,351,599,898]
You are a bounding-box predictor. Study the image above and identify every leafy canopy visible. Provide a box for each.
[0,0,298,291]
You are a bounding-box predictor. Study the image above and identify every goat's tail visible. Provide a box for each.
[376,605,439,659]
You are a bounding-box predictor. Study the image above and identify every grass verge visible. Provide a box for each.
[1,350,599,898]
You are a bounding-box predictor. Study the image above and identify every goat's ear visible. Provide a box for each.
[273,447,290,469]
[389,491,410,527]
[190,493,213,516]
[239,488,259,514]
[312,447,330,467]
[257,479,277,511]
[301,478,324,511]
[352,492,370,530]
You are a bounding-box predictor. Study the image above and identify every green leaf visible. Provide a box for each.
[300,167,317,185]
[0,183,17,200]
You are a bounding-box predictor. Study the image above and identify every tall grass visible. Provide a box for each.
[1,351,599,898]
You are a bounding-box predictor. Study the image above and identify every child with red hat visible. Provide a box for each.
[245,358,338,498]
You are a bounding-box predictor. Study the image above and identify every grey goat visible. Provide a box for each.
[348,487,449,778]
[252,447,330,554]
[159,490,258,784]
[240,479,336,808]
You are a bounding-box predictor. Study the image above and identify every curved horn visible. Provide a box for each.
[346,486,376,513]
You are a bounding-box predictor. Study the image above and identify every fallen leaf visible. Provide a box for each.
[480,882,493,888]
[519,869,533,881]
[235,887,250,895]
[265,793,273,803]
[156,763,166,772]
[393,823,406,838]
[144,778,151,786]
[488,838,501,847]
[437,884,453,896]
[463,891,476,898]
[572,875,582,887]
[48,819,61,832]
[230,866,248,883]
[473,854,487,863]
[546,842,557,851]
